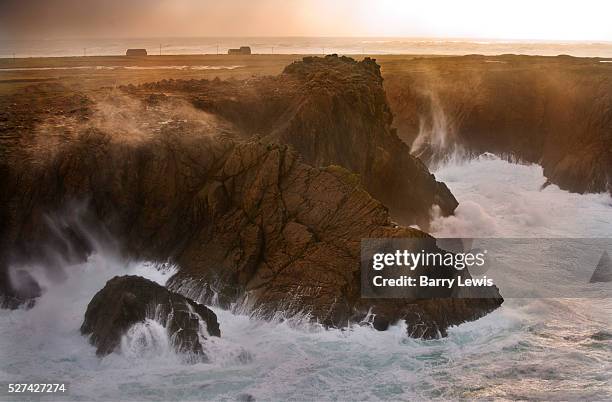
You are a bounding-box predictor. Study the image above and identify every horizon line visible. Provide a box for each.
[2,35,612,44]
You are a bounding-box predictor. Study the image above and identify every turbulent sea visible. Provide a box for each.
[0,155,611,401]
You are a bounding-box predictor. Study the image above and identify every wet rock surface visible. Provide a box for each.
[81,275,220,358]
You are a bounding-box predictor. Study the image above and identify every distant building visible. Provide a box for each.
[126,48,147,56]
[227,46,251,55]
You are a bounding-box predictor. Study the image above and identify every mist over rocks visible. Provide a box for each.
[0,57,501,338]
[81,275,220,359]
[136,55,458,228]
[384,54,612,195]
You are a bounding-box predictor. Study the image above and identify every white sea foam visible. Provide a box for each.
[430,153,612,238]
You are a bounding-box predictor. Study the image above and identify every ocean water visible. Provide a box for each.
[2,37,612,58]
[430,154,612,238]
[0,156,611,400]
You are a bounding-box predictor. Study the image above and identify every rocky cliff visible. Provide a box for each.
[0,60,501,338]
[136,55,458,228]
[1,128,501,337]
[384,55,612,194]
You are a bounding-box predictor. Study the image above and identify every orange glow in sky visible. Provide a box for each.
[1,0,611,40]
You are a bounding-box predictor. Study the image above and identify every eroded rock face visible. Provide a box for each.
[136,55,458,228]
[2,125,501,337]
[384,55,612,195]
[81,275,220,358]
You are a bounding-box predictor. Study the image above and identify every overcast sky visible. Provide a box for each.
[1,0,611,41]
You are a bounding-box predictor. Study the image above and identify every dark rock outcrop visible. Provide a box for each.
[0,59,501,338]
[384,55,612,195]
[137,55,458,228]
[1,125,501,336]
[81,275,220,358]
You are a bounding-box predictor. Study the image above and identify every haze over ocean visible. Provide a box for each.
[2,37,612,58]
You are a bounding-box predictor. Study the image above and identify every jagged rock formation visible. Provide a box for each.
[0,59,501,338]
[384,55,612,195]
[136,55,458,228]
[81,275,220,358]
[1,124,501,336]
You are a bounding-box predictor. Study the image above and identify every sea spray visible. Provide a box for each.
[430,154,612,238]
[120,319,174,360]
[411,89,458,161]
